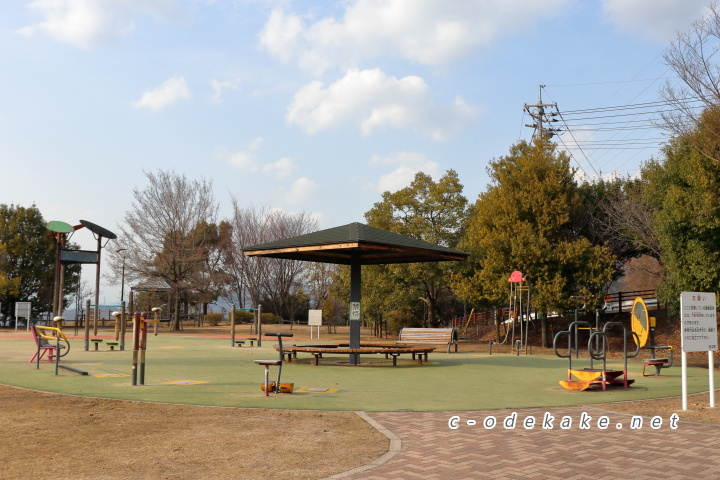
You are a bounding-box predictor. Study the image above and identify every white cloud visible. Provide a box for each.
[601,0,708,42]
[131,75,191,112]
[222,138,296,179]
[262,157,297,180]
[227,151,258,170]
[260,0,571,74]
[285,177,319,205]
[222,137,262,170]
[287,68,476,140]
[17,0,181,49]
[372,152,440,192]
[210,78,242,103]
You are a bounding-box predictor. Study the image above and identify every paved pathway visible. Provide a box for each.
[328,406,720,479]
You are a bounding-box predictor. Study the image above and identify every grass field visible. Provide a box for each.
[2,324,716,411]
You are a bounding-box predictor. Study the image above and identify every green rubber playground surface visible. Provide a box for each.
[1,330,716,411]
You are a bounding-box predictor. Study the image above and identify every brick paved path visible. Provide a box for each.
[329,406,720,479]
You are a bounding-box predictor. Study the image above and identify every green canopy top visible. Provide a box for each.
[242,222,468,265]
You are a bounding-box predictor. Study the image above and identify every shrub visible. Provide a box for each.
[205,312,224,326]
[261,312,281,324]
[233,310,255,323]
[385,310,421,335]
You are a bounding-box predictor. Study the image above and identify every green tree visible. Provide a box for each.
[0,243,21,304]
[454,141,616,346]
[642,107,720,305]
[0,204,79,320]
[364,170,468,327]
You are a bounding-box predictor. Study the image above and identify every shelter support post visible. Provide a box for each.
[349,251,361,365]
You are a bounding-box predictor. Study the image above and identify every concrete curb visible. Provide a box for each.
[322,411,402,479]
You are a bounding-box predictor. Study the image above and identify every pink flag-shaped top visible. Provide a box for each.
[508,271,524,283]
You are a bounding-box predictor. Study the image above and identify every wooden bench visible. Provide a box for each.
[274,344,435,366]
[398,328,458,353]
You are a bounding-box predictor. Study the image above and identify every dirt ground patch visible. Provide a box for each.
[593,390,720,425]
[3,384,719,480]
[0,384,388,480]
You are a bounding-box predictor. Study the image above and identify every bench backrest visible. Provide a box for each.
[398,328,457,343]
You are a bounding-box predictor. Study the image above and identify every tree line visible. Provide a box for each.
[4,6,720,341]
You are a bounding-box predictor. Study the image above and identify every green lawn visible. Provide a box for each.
[1,330,715,411]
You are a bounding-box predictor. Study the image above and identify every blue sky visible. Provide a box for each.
[0,0,710,303]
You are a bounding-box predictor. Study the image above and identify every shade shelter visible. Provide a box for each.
[242,222,468,363]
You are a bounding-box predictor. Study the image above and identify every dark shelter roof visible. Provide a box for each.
[242,222,468,265]
[131,278,172,292]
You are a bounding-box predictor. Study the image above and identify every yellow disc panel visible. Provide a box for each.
[631,297,649,347]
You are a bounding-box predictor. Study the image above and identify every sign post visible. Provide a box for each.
[680,292,718,410]
[14,301,31,331]
[308,309,322,339]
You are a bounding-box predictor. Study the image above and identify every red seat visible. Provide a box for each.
[28,326,59,363]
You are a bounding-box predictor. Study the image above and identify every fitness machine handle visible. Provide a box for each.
[588,331,607,360]
[626,331,641,358]
[553,330,571,359]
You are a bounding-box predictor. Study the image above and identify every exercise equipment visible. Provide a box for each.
[30,324,88,375]
[553,320,640,391]
[254,332,293,395]
[80,219,117,343]
[632,297,673,376]
[29,325,69,365]
[131,312,159,386]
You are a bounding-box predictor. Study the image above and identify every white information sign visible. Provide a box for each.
[680,291,718,410]
[14,301,31,331]
[308,310,322,326]
[308,309,322,339]
[15,302,31,318]
[680,292,718,352]
[350,302,360,321]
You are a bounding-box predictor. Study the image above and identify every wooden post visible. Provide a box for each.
[230,305,236,347]
[93,235,102,336]
[113,311,120,340]
[131,312,140,386]
[139,312,148,385]
[257,304,262,347]
[120,301,127,351]
[84,299,91,351]
[152,307,160,336]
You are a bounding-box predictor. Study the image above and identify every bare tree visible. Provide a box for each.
[223,201,271,309]
[108,170,219,330]
[660,2,720,159]
[224,200,318,319]
[262,209,317,319]
[584,181,663,264]
[304,262,338,309]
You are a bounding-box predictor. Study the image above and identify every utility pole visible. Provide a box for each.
[524,85,561,140]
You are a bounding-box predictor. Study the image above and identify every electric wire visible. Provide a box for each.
[535,75,688,181]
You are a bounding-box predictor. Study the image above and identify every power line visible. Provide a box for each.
[526,82,673,182]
